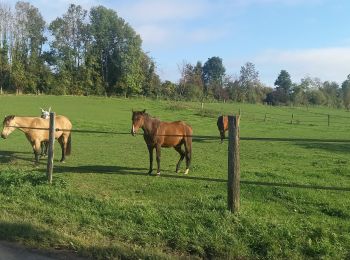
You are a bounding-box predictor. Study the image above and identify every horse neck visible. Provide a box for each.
[142,115,159,135]
[13,117,34,134]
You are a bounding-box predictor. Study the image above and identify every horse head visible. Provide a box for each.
[131,109,146,136]
[1,115,16,139]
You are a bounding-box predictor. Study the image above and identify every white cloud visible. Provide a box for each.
[254,47,350,85]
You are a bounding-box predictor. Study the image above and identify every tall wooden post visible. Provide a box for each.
[228,115,240,213]
[46,112,55,184]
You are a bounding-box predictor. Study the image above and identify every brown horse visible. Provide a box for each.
[1,115,72,163]
[217,115,228,143]
[131,110,192,176]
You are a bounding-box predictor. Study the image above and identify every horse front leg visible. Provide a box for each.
[155,144,161,176]
[147,145,153,175]
[174,145,185,173]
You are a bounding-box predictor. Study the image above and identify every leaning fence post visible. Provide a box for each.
[46,112,55,184]
[228,115,240,213]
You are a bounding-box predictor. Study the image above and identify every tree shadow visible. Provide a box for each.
[0,221,83,259]
[0,150,35,164]
[294,141,350,154]
[45,164,149,176]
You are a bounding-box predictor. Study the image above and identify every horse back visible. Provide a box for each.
[55,115,72,131]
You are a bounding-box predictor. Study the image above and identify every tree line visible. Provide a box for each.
[1,2,350,109]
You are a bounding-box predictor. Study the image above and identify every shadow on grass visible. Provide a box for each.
[0,221,59,243]
[0,150,35,164]
[46,164,350,192]
[294,142,350,154]
[0,222,84,259]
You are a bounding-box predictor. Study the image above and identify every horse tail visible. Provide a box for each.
[217,116,223,131]
[66,132,72,156]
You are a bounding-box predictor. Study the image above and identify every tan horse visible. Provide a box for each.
[217,115,228,143]
[131,110,192,176]
[1,115,72,163]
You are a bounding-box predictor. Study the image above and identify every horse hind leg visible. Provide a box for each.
[58,136,66,162]
[174,145,185,173]
[184,138,192,175]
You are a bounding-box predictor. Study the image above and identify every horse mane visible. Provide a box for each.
[3,115,15,124]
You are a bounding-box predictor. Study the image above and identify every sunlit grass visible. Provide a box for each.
[0,95,349,259]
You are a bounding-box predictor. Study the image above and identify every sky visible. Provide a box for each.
[4,0,350,86]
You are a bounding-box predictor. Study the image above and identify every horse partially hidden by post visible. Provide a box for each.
[131,110,192,176]
[217,115,228,143]
[40,107,51,157]
[1,115,72,164]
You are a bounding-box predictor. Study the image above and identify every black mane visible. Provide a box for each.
[3,115,15,124]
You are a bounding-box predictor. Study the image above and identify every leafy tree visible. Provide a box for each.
[238,62,263,103]
[320,81,341,108]
[89,6,145,96]
[341,75,350,110]
[49,4,88,95]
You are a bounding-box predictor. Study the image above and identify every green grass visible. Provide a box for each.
[0,95,349,259]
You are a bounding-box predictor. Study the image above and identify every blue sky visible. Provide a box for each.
[5,0,350,86]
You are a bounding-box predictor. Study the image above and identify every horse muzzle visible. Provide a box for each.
[1,133,7,139]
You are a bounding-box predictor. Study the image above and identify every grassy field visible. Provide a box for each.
[0,95,349,259]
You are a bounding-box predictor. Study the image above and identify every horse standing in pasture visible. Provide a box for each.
[131,110,192,176]
[40,107,51,157]
[217,115,228,143]
[1,115,72,163]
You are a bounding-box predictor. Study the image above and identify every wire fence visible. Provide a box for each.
[5,117,350,194]
[8,124,350,142]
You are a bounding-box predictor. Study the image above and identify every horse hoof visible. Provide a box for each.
[184,169,189,175]
[156,172,160,176]
[60,160,66,163]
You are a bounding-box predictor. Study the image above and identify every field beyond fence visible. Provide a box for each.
[0,95,349,259]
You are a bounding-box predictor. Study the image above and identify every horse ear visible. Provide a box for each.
[40,107,44,112]
[142,109,146,113]
[49,107,51,112]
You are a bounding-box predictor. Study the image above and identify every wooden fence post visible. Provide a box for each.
[228,115,240,213]
[328,114,330,127]
[46,112,55,184]
[291,113,294,124]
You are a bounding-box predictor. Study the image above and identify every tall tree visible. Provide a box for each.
[89,6,144,96]
[202,56,225,98]
[49,4,88,94]
[274,70,292,104]
[239,62,261,103]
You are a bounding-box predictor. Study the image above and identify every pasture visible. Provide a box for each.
[0,95,349,259]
